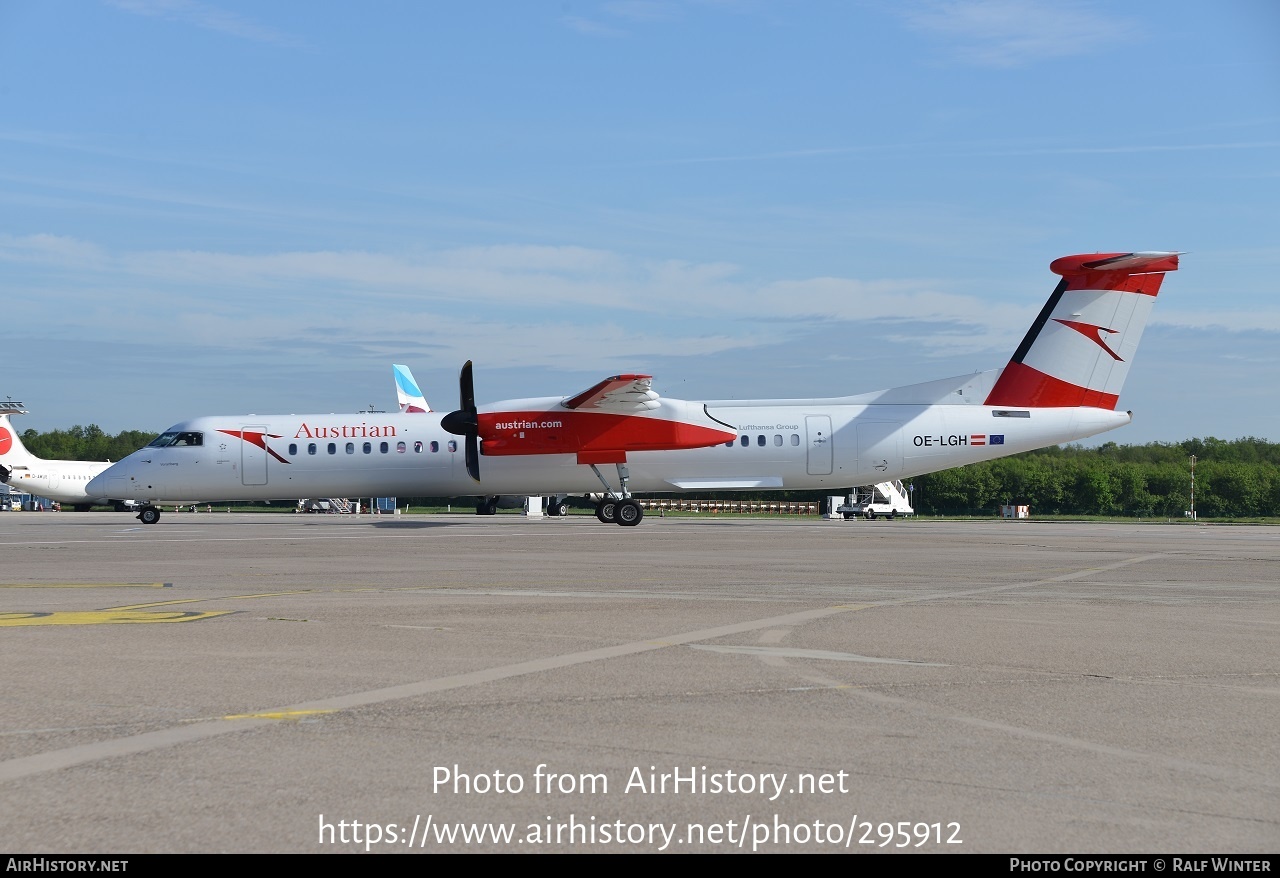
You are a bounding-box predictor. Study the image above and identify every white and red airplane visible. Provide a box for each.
[88,251,1180,526]
[0,403,125,511]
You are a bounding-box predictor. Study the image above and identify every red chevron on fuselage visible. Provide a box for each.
[218,429,291,465]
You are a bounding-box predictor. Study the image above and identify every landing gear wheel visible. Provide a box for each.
[614,498,643,527]
[549,499,569,516]
[595,499,617,524]
[138,506,161,525]
[888,511,896,520]
[476,497,498,515]
[867,510,877,520]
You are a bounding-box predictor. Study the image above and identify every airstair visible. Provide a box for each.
[297,498,356,513]
[836,480,914,520]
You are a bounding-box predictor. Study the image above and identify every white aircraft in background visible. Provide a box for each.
[89,251,1181,526]
[0,402,125,511]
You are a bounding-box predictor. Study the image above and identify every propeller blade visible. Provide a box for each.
[441,360,482,481]
[459,360,475,413]
[465,433,480,482]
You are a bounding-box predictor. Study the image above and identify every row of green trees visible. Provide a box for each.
[911,438,1278,518]
[18,426,1279,518]
[19,425,157,465]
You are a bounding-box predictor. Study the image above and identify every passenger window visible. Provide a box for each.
[791,434,800,446]
[308,443,317,455]
[448,440,457,452]
[346,442,355,454]
[414,441,423,453]
[757,435,766,447]
[739,436,749,447]
[363,442,371,454]
[724,440,733,448]
[380,442,388,453]
[327,443,337,455]
[397,442,406,453]
[430,441,439,453]
[289,443,298,455]
[774,434,782,446]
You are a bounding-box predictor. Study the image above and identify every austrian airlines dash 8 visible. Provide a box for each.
[88,251,1180,526]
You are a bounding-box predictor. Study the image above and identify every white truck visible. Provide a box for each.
[835,480,914,520]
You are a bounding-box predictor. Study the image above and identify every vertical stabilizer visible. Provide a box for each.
[984,251,1179,409]
[393,364,431,413]
[0,404,36,483]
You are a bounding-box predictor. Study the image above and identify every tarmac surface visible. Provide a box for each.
[0,510,1276,853]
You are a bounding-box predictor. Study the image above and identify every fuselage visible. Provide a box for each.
[3,458,116,507]
[86,398,1131,504]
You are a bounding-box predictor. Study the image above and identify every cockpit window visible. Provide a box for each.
[148,431,204,448]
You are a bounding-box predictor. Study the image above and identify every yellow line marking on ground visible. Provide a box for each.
[0,610,232,627]
[0,583,171,589]
[223,709,336,721]
[111,591,312,611]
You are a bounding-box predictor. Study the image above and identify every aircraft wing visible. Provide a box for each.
[561,375,659,412]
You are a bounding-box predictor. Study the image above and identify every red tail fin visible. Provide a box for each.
[983,252,1179,409]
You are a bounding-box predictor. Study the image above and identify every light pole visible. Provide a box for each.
[1189,454,1196,521]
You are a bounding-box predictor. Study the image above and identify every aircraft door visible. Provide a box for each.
[241,425,269,486]
[805,415,833,475]
[856,422,904,479]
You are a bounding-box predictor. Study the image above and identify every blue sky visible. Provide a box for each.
[2,0,1277,444]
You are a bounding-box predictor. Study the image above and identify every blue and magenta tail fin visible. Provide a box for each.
[393,364,431,413]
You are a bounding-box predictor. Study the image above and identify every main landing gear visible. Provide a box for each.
[137,505,161,525]
[590,463,644,527]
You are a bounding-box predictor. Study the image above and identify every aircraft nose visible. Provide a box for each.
[87,465,129,499]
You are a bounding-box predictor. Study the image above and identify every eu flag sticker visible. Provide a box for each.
[990,435,1005,445]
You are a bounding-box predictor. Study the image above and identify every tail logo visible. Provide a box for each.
[1053,319,1123,362]
[0,428,11,456]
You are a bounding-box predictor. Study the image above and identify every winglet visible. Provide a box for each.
[983,251,1180,409]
